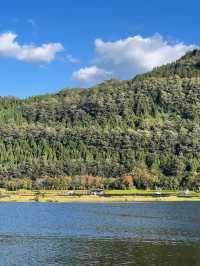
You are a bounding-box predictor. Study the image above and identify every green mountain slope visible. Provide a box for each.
[0,50,200,189]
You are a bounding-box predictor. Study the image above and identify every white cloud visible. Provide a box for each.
[72,66,112,83]
[66,54,80,64]
[0,32,64,64]
[73,34,197,84]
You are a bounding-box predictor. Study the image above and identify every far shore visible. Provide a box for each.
[0,189,200,203]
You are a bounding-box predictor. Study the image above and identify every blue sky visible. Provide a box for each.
[0,0,200,98]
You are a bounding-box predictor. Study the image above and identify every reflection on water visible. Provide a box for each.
[0,202,200,266]
[1,236,200,266]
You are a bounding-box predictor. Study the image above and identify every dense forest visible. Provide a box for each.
[0,49,200,190]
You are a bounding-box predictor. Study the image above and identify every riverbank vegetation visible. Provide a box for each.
[0,174,200,192]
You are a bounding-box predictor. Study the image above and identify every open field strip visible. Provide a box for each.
[0,189,200,202]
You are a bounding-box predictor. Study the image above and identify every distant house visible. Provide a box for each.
[154,191,161,197]
[90,189,104,196]
[184,189,190,196]
[67,191,76,196]
[178,189,191,198]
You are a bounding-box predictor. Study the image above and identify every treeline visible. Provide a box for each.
[1,171,200,191]
[0,175,136,191]
[0,50,200,189]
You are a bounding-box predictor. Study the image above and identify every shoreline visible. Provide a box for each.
[0,189,199,203]
[0,195,200,203]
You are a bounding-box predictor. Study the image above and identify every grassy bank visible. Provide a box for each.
[0,189,200,202]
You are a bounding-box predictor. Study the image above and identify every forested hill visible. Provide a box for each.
[0,49,200,189]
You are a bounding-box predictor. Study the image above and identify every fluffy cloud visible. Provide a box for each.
[72,66,112,83]
[73,34,197,84]
[0,32,64,63]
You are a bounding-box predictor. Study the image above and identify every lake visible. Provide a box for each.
[0,202,200,266]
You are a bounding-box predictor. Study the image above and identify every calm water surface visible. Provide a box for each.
[0,202,200,265]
